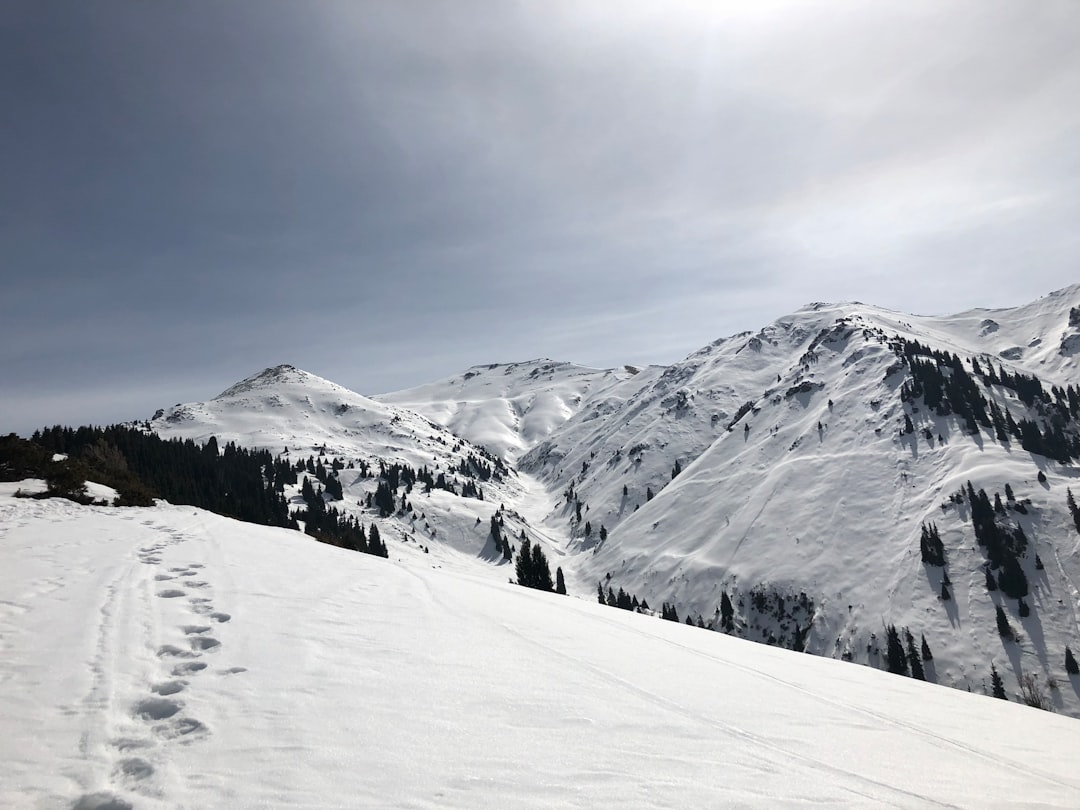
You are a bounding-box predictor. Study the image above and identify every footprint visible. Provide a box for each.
[189,597,212,603]
[189,604,212,615]
[186,563,204,569]
[72,792,134,810]
[181,625,212,635]
[221,667,247,675]
[155,717,208,741]
[153,574,174,581]
[114,757,154,782]
[157,589,186,599]
[171,661,207,676]
[183,580,209,589]
[210,612,231,623]
[189,637,220,652]
[150,680,186,696]
[168,567,189,573]
[112,737,153,751]
[133,697,181,721]
[157,645,195,659]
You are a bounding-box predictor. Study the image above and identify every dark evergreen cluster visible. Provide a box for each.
[966,481,1029,600]
[514,537,554,592]
[294,455,342,500]
[30,425,294,525]
[919,522,946,566]
[598,583,650,613]
[659,601,680,622]
[1068,489,1080,535]
[897,338,1080,461]
[455,452,507,483]
[884,625,928,681]
[489,514,512,561]
[294,488,389,558]
[16,426,394,560]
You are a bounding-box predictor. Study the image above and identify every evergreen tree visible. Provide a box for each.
[921,634,933,661]
[885,625,908,675]
[368,524,387,557]
[555,567,566,595]
[995,604,1013,639]
[905,630,925,680]
[720,590,735,631]
[515,538,533,587]
[1066,646,1079,676]
[991,664,1007,699]
[597,582,606,605]
[940,582,951,601]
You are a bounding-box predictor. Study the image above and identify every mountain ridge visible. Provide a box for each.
[140,283,1080,715]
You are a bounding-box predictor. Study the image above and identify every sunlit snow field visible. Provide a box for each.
[3,485,1080,808]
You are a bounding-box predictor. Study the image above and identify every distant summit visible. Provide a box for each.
[214,364,335,400]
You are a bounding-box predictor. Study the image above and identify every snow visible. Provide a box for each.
[117,283,1080,722]
[4,489,1080,808]
[376,359,661,461]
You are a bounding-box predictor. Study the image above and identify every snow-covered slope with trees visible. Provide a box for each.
[79,284,1080,719]
[4,486,1080,809]
[520,285,1080,715]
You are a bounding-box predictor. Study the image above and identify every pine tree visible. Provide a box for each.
[720,590,735,631]
[1069,489,1080,534]
[1066,646,1079,675]
[597,582,606,604]
[991,664,1007,699]
[885,625,908,675]
[921,634,933,661]
[940,582,951,601]
[555,567,566,595]
[995,604,1013,639]
[906,631,925,681]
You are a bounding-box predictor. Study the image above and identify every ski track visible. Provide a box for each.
[402,565,948,807]
[423,565,1080,801]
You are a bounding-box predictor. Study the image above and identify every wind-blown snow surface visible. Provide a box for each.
[4,489,1080,809]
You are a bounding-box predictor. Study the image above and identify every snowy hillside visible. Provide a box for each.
[4,486,1080,809]
[61,284,1080,720]
[519,285,1080,715]
[146,364,532,568]
[376,359,662,461]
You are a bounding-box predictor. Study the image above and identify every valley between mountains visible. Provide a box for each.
[135,284,1080,717]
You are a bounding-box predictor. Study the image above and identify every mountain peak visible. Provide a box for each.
[214,364,328,400]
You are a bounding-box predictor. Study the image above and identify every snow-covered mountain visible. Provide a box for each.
[375,359,662,461]
[137,284,1080,717]
[4,485,1080,808]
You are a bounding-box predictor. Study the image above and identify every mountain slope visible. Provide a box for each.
[133,287,1080,718]
[148,364,529,569]
[518,287,1080,714]
[376,359,661,461]
[4,486,1080,808]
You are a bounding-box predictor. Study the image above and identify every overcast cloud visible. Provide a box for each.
[3,1,1078,435]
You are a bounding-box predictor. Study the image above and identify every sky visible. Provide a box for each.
[3,1,1079,436]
